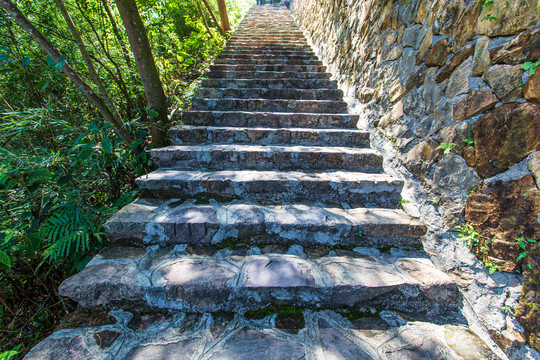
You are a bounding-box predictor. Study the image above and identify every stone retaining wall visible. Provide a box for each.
[291,0,539,354]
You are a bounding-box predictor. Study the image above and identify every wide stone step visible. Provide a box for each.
[210,64,325,73]
[182,111,359,129]
[191,98,347,113]
[214,58,323,65]
[220,49,314,57]
[106,200,425,247]
[226,41,310,47]
[169,125,368,146]
[218,54,318,61]
[24,309,496,360]
[150,144,382,171]
[137,169,402,206]
[230,36,307,41]
[201,78,336,89]
[207,71,330,80]
[59,245,456,315]
[196,87,340,100]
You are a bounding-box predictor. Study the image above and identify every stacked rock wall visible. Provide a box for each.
[291,0,540,353]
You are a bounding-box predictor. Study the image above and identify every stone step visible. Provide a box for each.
[207,71,330,80]
[136,169,401,206]
[150,144,383,172]
[191,98,347,113]
[214,58,323,65]
[230,35,306,41]
[58,246,456,315]
[220,49,314,57]
[106,200,425,247]
[196,87,340,100]
[218,54,318,61]
[224,45,311,52]
[201,78,336,89]
[24,309,496,360]
[182,111,359,129]
[210,64,326,73]
[169,125,369,147]
[226,41,309,46]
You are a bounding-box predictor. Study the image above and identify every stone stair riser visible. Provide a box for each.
[169,126,368,146]
[191,98,347,113]
[181,111,359,129]
[201,78,337,89]
[150,145,383,172]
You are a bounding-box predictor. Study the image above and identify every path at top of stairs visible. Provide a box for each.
[24,5,500,360]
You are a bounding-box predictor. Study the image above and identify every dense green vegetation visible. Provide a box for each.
[0,0,250,357]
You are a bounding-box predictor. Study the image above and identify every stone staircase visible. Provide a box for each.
[24,5,501,359]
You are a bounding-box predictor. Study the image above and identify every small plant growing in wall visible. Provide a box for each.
[456,223,501,274]
[514,237,537,270]
[522,58,540,77]
[477,0,509,22]
[436,142,455,156]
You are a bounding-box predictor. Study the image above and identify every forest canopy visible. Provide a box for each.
[0,0,251,357]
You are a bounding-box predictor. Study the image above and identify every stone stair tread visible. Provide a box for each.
[182,111,359,129]
[195,87,341,100]
[104,199,426,247]
[135,168,402,206]
[191,98,347,113]
[58,245,454,313]
[207,71,331,79]
[169,125,369,146]
[201,78,336,89]
[150,144,383,171]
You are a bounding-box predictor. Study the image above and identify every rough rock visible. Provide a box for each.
[422,75,440,114]
[490,27,540,65]
[389,79,408,102]
[446,56,473,98]
[425,38,452,67]
[471,36,491,76]
[436,44,475,83]
[436,121,472,156]
[403,89,426,119]
[453,91,498,122]
[482,65,522,103]
[523,71,540,105]
[465,176,540,272]
[428,153,479,198]
[434,0,481,50]
[530,152,540,188]
[472,102,540,178]
[404,138,439,179]
[402,24,428,49]
[476,0,540,36]
[379,100,404,128]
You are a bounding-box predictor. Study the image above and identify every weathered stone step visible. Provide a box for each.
[137,169,401,206]
[210,64,325,73]
[24,308,496,360]
[182,111,359,129]
[191,98,347,113]
[230,35,306,41]
[196,87,340,100]
[224,45,311,51]
[220,49,314,56]
[104,200,424,247]
[207,71,330,80]
[169,125,368,147]
[59,246,455,315]
[218,54,318,61]
[202,78,336,89]
[150,144,383,172]
[214,58,323,65]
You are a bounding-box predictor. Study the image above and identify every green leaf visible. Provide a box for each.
[27,168,50,185]
[88,123,99,132]
[55,54,66,71]
[22,56,31,68]
[148,109,159,118]
[527,238,537,243]
[0,251,11,269]
[42,81,50,90]
[101,138,112,154]
[57,174,73,185]
[517,252,527,262]
[46,55,56,68]
[0,53,9,62]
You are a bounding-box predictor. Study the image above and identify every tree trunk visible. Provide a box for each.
[0,0,133,144]
[200,0,224,36]
[114,0,169,148]
[54,0,123,125]
[196,0,214,39]
[216,0,230,34]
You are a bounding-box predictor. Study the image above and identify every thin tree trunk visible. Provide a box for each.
[54,0,123,125]
[196,0,214,39]
[200,0,224,36]
[216,0,230,34]
[0,0,133,144]
[100,0,145,112]
[115,0,169,148]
